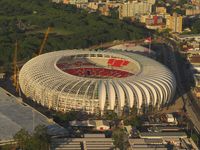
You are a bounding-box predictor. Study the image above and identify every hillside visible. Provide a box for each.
[0,0,149,68]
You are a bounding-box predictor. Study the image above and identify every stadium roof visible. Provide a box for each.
[19,50,176,114]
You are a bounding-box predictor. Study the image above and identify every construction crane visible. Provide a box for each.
[12,27,51,92]
[38,27,51,55]
[13,40,19,93]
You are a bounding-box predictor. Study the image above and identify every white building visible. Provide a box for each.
[119,1,152,19]
[70,0,88,4]
[147,0,156,5]
[52,0,63,3]
[0,73,5,80]
[175,34,200,42]
[19,50,176,115]
[70,120,110,131]
[166,114,176,123]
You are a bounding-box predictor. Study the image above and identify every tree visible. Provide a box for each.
[14,128,30,150]
[130,105,138,116]
[172,8,185,15]
[192,20,200,34]
[13,125,50,150]
[0,0,149,70]
[0,144,16,150]
[179,0,188,5]
[123,116,141,127]
[112,127,129,150]
[109,7,119,19]
[32,125,50,150]
[103,110,118,120]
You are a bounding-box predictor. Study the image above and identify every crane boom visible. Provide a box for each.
[13,41,19,92]
[13,41,17,80]
[38,27,51,55]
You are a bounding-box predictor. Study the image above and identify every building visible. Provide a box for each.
[19,50,176,115]
[88,2,99,10]
[52,0,63,3]
[140,15,164,25]
[194,87,200,98]
[188,55,200,71]
[146,16,163,25]
[98,5,110,16]
[147,0,156,5]
[0,73,5,80]
[156,7,167,14]
[130,132,198,149]
[69,120,110,131]
[51,136,114,150]
[166,13,183,33]
[140,15,165,30]
[192,0,200,6]
[108,44,156,57]
[175,34,200,52]
[165,113,177,124]
[63,0,70,4]
[129,138,167,150]
[139,132,187,139]
[119,1,152,19]
[68,0,88,5]
[175,34,200,42]
[186,8,200,16]
[0,88,68,141]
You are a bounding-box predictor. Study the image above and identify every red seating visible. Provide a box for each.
[64,68,133,78]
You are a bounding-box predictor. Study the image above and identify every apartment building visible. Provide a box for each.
[119,1,152,19]
[52,0,63,3]
[166,13,183,33]
[63,0,88,4]
[186,8,200,16]
[156,7,167,14]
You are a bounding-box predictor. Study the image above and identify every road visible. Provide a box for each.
[164,38,200,134]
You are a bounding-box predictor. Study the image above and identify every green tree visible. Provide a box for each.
[112,127,129,150]
[0,0,149,70]
[179,0,188,5]
[192,19,200,34]
[14,128,30,150]
[103,110,118,120]
[13,125,50,150]
[124,116,141,127]
[109,7,119,19]
[32,125,50,150]
[0,144,16,150]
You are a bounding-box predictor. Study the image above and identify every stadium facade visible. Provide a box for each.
[19,50,176,115]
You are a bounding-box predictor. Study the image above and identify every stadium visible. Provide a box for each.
[19,50,176,115]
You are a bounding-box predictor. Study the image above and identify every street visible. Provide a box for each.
[164,38,200,134]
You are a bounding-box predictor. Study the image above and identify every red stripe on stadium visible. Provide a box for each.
[107,59,129,67]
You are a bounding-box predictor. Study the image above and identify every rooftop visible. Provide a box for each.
[108,44,155,55]
[195,87,200,92]
[166,113,174,118]
[69,120,110,127]
[140,132,187,138]
[0,87,68,141]
[189,55,200,64]
[177,34,200,38]
[129,138,163,145]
